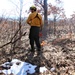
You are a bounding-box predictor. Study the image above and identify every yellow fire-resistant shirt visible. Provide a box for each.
[26,12,43,27]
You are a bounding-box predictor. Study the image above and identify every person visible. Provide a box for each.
[26,6,43,53]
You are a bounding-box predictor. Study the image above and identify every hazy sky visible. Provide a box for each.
[0,0,75,18]
[63,0,75,18]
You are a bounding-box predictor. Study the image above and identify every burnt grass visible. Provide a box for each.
[0,38,75,75]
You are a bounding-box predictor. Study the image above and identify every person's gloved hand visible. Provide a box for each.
[39,32,42,37]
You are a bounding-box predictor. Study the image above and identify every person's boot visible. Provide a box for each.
[30,48,35,53]
[37,48,41,55]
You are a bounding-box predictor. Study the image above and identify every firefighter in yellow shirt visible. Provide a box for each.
[26,6,43,53]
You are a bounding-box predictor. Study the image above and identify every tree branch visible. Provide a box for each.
[0,32,27,48]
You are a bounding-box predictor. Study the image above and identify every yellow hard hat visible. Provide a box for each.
[30,5,37,11]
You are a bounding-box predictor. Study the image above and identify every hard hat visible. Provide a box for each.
[30,5,37,11]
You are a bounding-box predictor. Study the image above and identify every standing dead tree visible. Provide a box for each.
[34,0,48,39]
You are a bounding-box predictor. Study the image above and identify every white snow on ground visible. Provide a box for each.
[40,66,47,73]
[0,59,37,75]
[0,59,47,75]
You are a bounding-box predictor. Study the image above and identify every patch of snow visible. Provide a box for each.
[40,66,47,73]
[0,59,37,75]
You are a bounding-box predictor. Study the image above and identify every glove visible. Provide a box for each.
[39,32,42,37]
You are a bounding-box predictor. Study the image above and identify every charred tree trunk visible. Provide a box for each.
[42,0,48,39]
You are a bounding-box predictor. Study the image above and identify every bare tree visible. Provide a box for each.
[34,0,48,39]
[7,0,25,49]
